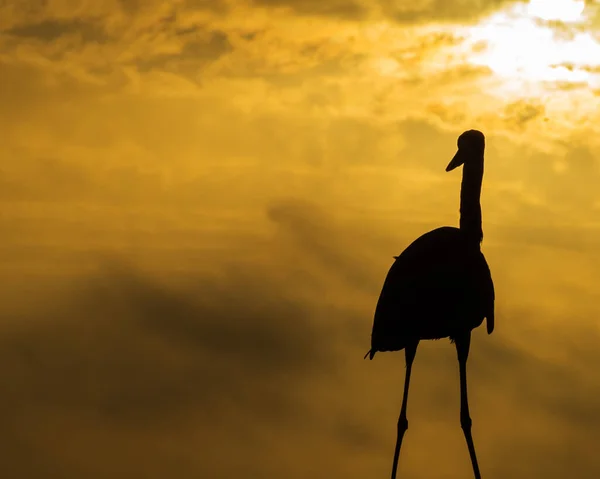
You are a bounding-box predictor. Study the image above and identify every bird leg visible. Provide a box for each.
[390,341,418,479]
[455,332,482,479]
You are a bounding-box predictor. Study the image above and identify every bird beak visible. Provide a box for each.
[445,148,466,172]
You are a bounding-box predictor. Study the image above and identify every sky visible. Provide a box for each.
[2,0,600,477]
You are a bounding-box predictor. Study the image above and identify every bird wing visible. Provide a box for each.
[368,227,495,357]
[478,253,495,334]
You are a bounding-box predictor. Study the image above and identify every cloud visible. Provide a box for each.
[503,99,546,130]
[118,0,228,15]
[266,198,386,291]
[260,198,600,478]
[5,18,109,43]
[249,0,523,23]
[2,0,600,476]
[379,0,523,24]
[1,194,600,477]
[0,255,336,477]
[134,29,232,78]
[250,0,368,19]
[185,0,229,11]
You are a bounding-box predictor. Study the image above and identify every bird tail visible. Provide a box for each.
[363,349,375,360]
[487,311,495,334]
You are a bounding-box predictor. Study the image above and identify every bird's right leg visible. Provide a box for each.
[456,332,482,479]
[390,340,418,479]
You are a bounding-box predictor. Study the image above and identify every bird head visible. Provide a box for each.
[446,129,485,172]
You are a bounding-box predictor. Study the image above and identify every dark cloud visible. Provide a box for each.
[117,0,163,15]
[217,36,366,87]
[2,195,600,477]
[380,0,523,24]
[135,30,232,78]
[184,0,229,12]
[3,266,320,407]
[250,0,367,19]
[117,0,141,15]
[5,18,108,43]
[0,255,335,477]
[249,0,522,22]
[116,0,228,18]
[503,99,545,130]
[180,31,231,60]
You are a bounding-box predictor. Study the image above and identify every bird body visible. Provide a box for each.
[368,226,494,358]
[366,129,494,479]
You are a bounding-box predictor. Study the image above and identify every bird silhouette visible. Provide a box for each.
[365,130,494,479]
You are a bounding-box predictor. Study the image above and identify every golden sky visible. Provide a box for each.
[2,0,600,477]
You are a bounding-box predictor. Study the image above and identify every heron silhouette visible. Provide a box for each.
[365,130,494,479]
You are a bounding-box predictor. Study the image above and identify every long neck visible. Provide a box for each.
[459,155,484,245]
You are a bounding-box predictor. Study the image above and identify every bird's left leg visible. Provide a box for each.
[390,340,418,479]
[456,332,482,479]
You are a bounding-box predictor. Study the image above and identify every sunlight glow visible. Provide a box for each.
[463,0,600,87]
[527,0,585,22]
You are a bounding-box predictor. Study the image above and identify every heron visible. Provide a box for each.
[365,129,494,479]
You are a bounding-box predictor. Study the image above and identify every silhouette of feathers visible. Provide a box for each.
[366,226,494,359]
